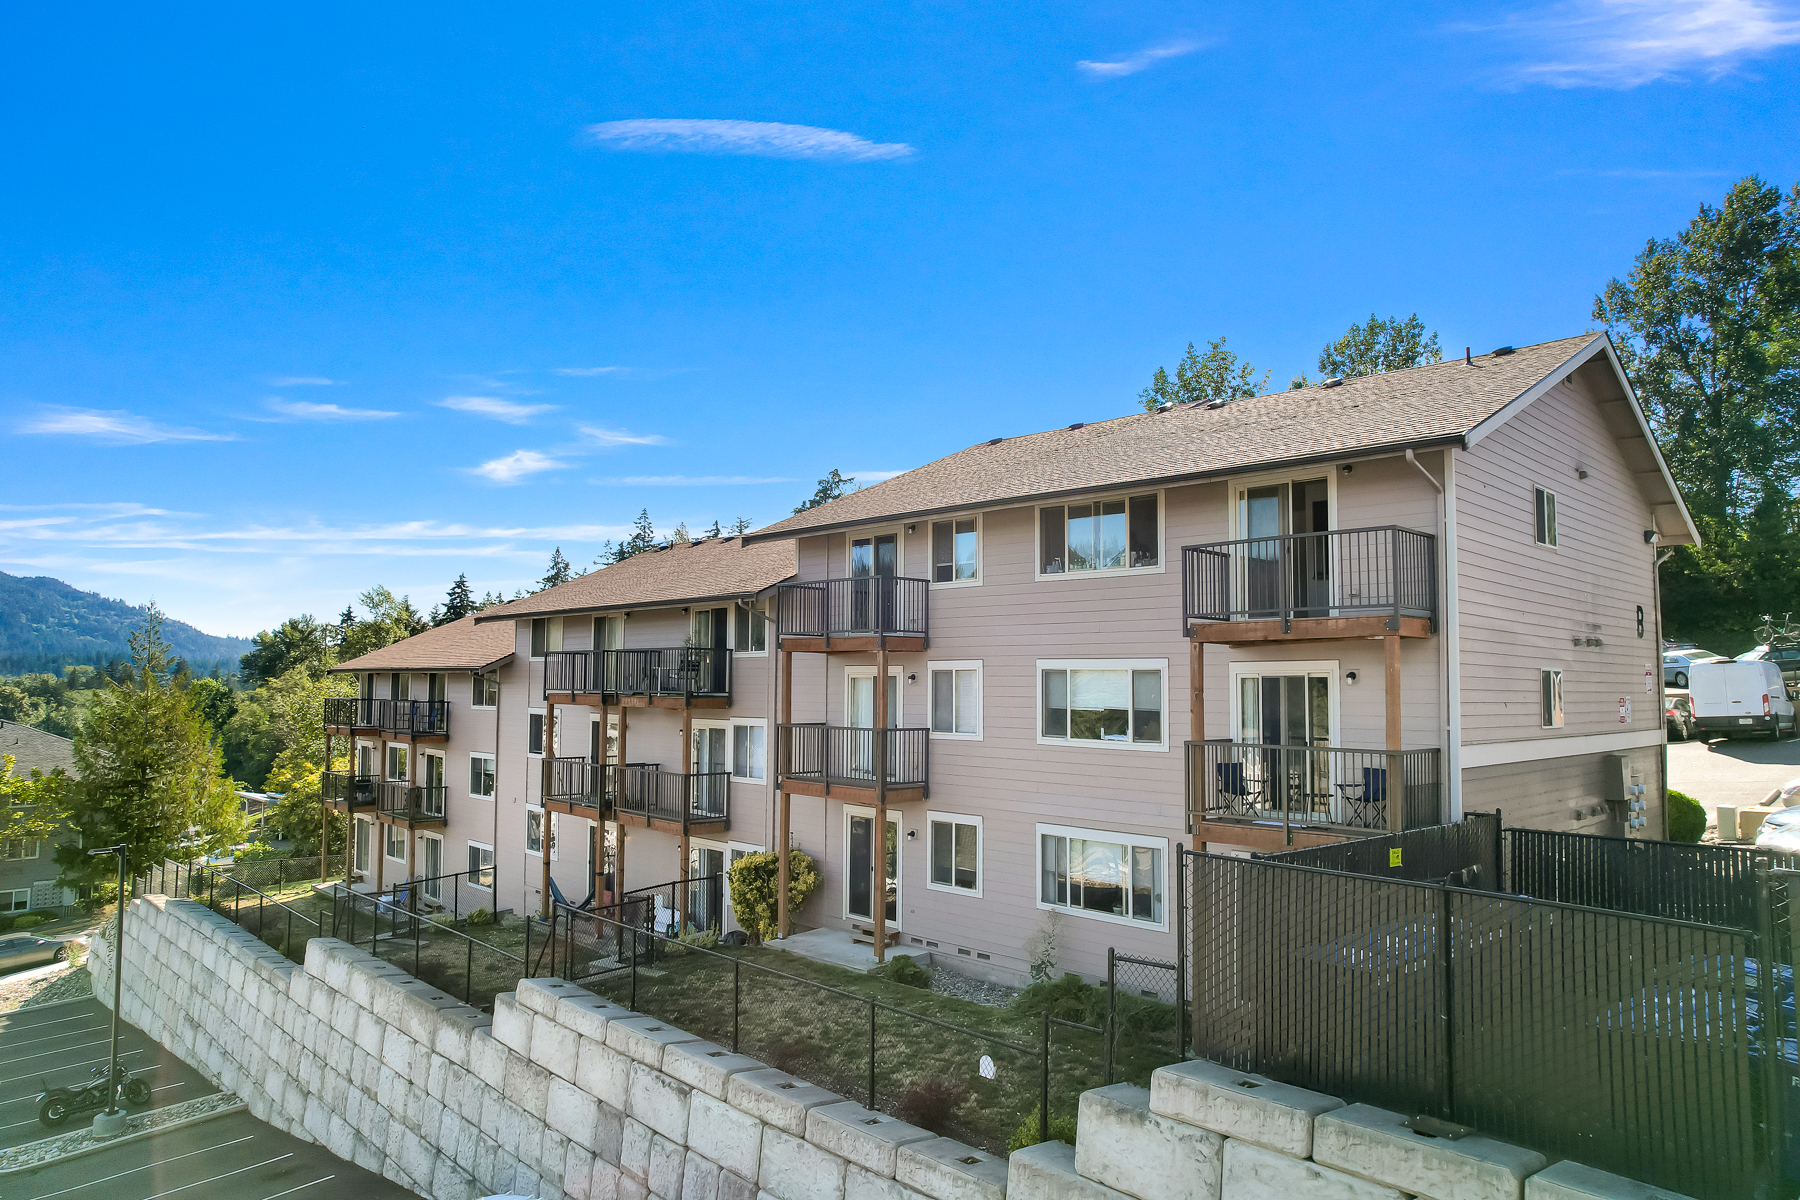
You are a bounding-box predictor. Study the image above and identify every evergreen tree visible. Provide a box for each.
[610,510,659,562]
[56,607,242,882]
[1292,314,1442,388]
[1138,339,1269,412]
[730,517,752,535]
[704,519,722,539]
[539,548,574,591]
[669,522,692,545]
[794,470,857,513]
[438,573,476,625]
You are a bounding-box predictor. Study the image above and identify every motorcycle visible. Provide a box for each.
[37,1064,152,1127]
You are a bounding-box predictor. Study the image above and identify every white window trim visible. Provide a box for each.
[1226,660,1341,744]
[728,717,769,782]
[525,806,545,857]
[925,810,983,898]
[1035,658,1170,752]
[1225,469,1340,540]
[1034,822,1170,933]
[841,804,901,930]
[926,660,983,741]
[927,513,983,590]
[731,599,771,657]
[469,752,496,800]
[471,671,499,711]
[384,822,408,864]
[1541,667,1566,729]
[385,743,410,781]
[845,665,906,726]
[844,526,907,578]
[1534,486,1560,550]
[420,832,444,886]
[1034,487,1167,581]
[467,840,495,891]
[528,708,547,759]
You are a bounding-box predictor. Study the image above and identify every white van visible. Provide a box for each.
[1687,660,1796,739]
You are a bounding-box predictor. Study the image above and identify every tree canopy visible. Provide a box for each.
[1138,338,1269,411]
[436,574,476,626]
[538,548,574,591]
[239,614,334,685]
[1296,314,1442,387]
[0,754,70,850]
[794,470,857,513]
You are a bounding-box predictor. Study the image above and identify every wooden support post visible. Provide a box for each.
[1385,634,1404,833]
[778,648,793,939]
[873,646,889,963]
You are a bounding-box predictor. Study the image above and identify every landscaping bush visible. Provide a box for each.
[0,914,14,934]
[896,1079,968,1133]
[11,913,50,931]
[1012,971,1174,1039]
[726,849,821,942]
[466,907,493,926]
[1668,789,1706,842]
[873,954,930,990]
[234,841,283,862]
[1007,1104,1078,1152]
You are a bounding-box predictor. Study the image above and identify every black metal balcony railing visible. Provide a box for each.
[323,697,451,737]
[1181,526,1437,632]
[775,576,930,641]
[1186,740,1441,833]
[608,764,730,826]
[375,781,448,824]
[543,648,732,701]
[544,757,604,809]
[321,771,379,808]
[777,724,930,794]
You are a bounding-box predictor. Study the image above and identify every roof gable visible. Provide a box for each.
[472,535,797,623]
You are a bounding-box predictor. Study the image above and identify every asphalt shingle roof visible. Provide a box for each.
[0,720,75,777]
[745,334,1607,542]
[333,614,517,674]
[472,536,797,624]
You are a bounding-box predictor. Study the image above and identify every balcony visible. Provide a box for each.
[609,764,730,833]
[1181,526,1436,642]
[1186,740,1441,849]
[777,724,930,802]
[321,771,379,811]
[775,576,929,651]
[323,697,451,740]
[374,780,447,827]
[543,648,732,708]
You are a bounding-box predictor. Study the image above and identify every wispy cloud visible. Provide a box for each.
[590,475,796,486]
[269,376,341,387]
[844,469,909,483]
[1477,0,1800,87]
[468,451,566,485]
[264,399,401,421]
[1077,39,1210,78]
[18,408,236,445]
[580,426,670,447]
[436,395,558,423]
[584,119,915,162]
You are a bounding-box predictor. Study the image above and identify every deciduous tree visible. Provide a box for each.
[1138,338,1268,411]
[1293,314,1441,388]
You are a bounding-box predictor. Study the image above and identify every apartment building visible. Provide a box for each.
[326,616,515,916]
[736,332,1696,983]
[0,720,76,914]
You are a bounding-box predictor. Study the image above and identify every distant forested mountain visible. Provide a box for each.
[0,572,251,675]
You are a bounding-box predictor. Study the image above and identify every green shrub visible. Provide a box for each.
[1011,971,1175,1038]
[0,914,14,934]
[874,954,931,990]
[234,841,283,862]
[1007,1104,1078,1152]
[466,907,493,926]
[11,913,48,931]
[726,850,821,942]
[1668,789,1706,842]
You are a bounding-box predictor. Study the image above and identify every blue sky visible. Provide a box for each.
[3,1,1797,638]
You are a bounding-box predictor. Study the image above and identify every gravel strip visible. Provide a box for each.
[927,965,1019,1007]
[0,1092,242,1172]
[0,964,93,1015]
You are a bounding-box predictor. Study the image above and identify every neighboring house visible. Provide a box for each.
[326,616,516,915]
[735,332,1696,983]
[470,537,797,932]
[0,719,77,914]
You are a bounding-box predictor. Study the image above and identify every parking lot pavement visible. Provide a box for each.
[1669,734,1800,833]
[8,1108,420,1200]
[0,999,214,1149]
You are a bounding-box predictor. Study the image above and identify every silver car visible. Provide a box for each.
[0,933,69,973]
[1663,649,1728,689]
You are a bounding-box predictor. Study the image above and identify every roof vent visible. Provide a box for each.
[1153,402,1173,413]
[1492,346,1515,357]
[1205,398,1229,410]
[987,437,1003,446]
[1320,377,1344,388]
[1068,422,1086,430]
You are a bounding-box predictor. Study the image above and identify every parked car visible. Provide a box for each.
[0,933,69,974]
[1688,660,1797,740]
[1664,649,1730,689]
[1665,694,1696,741]
[1737,644,1800,697]
[1757,807,1800,854]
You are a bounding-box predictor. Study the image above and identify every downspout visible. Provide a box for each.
[1407,449,1461,822]
[493,663,502,918]
[1655,545,1672,839]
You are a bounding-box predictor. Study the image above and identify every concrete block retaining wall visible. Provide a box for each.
[93,897,1694,1200]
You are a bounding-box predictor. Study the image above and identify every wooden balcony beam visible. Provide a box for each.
[1191,614,1432,645]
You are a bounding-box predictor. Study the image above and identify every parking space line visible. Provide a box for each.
[0,1038,113,1067]
[0,1051,147,1105]
[25,1133,259,1199]
[138,1152,294,1200]
[0,1082,188,1132]
[0,1012,102,1039]
[260,1177,334,1200]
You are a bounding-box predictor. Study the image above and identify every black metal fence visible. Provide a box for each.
[375,780,447,822]
[136,853,349,897]
[1506,826,1793,929]
[1189,740,1441,835]
[1179,846,1782,1199]
[610,765,730,825]
[778,724,931,794]
[776,576,930,640]
[1181,525,1437,630]
[1259,810,1501,887]
[544,648,733,700]
[323,696,451,736]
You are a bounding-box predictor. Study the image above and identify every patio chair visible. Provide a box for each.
[1336,767,1388,829]
[1215,761,1261,817]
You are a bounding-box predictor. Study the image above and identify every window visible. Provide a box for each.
[0,840,38,861]
[1541,669,1565,728]
[528,711,545,756]
[1039,662,1164,748]
[931,517,979,584]
[386,745,408,780]
[732,723,766,781]
[1039,493,1159,574]
[391,672,410,701]
[472,672,499,708]
[929,663,981,738]
[526,808,544,856]
[468,842,494,890]
[470,753,495,799]
[1038,825,1165,928]
[734,602,768,654]
[530,616,563,658]
[6,890,28,913]
[1534,487,1558,547]
[385,823,406,861]
[594,614,624,652]
[928,813,981,896]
